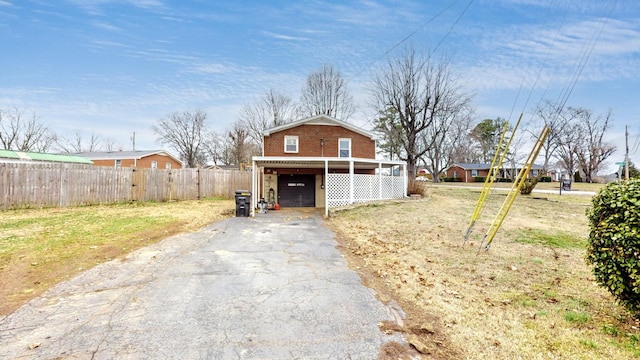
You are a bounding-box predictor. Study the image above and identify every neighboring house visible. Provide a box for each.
[445,162,544,183]
[251,115,407,216]
[0,149,93,164]
[445,163,492,183]
[76,150,182,169]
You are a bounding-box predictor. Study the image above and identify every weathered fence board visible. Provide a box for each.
[0,163,251,210]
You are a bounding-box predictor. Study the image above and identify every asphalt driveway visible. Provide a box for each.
[0,209,407,359]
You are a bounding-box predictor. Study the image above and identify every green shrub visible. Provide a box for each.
[443,177,462,182]
[586,179,640,317]
[473,176,486,182]
[540,176,552,182]
[496,177,513,183]
[520,177,539,195]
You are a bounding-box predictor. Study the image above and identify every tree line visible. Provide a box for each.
[152,64,356,168]
[1,47,617,180]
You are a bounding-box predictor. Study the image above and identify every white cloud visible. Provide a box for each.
[261,31,309,42]
[91,20,122,32]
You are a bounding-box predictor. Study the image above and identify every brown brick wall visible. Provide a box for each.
[263,124,375,158]
[445,166,490,183]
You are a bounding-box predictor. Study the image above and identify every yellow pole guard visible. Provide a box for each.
[482,125,550,250]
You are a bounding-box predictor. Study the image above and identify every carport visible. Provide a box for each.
[251,156,407,217]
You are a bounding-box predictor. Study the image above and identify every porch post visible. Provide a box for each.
[324,159,329,217]
[349,159,354,205]
[251,160,257,216]
[378,162,382,200]
[403,163,408,198]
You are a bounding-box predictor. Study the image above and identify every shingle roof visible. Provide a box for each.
[75,150,182,165]
[451,163,493,170]
[0,149,93,164]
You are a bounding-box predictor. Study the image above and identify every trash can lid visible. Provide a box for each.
[235,190,251,195]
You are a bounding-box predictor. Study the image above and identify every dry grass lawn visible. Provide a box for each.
[328,185,640,359]
[0,199,234,315]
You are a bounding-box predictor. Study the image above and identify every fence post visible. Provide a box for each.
[130,167,137,202]
[197,166,201,200]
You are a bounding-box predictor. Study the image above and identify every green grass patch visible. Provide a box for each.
[513,228,586,249]
[565,311,590,324]
[579,339,599,349]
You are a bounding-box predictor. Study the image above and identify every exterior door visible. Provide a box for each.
[277,174,315,207]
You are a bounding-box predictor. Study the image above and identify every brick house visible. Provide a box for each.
[76,150,182,169]
[445,163,492,183]
[445,162,544,183]
[251,115,407,216]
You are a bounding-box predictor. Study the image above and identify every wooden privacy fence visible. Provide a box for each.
[0,163,252,210]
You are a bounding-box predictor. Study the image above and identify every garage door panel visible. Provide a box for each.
[278,175,315,207]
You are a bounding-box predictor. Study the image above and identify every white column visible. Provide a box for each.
[251,160,257,216]
[349,159,354,204]
[403,163,408,198]
[324,159,329,217]
[378,162,383,200]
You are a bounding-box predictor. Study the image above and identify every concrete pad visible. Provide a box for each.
[0,209,407,359]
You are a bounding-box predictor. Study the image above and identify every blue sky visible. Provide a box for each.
[1,0,638,170]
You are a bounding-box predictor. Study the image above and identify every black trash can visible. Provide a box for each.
[235,190,251,217]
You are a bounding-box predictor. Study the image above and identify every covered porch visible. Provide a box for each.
[251,156,407,217]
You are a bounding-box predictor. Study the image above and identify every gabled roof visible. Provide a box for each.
[450,163,493,170]
[0,149,93,164]
[263,115,375,140]
[449,162,544,170]
[75,150,182,165]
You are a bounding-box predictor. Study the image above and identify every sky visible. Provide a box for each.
[0,0,638,172]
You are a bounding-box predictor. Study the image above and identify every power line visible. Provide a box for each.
[361,0,475,128]
[369,0,463,68]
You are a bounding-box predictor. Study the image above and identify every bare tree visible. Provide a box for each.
[298,65,355,120]
[238,89,296,151]
[0,107,56,152]
[574,108,615,183]
[419,103,473,182]
[532,100,570,173]
[228,122,260,169]
[57,131,103,153]
[371,48,472,178]
[103,138,117,152]
[555,119,582,181]
[152,110,207,168]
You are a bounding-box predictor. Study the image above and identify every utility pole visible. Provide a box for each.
[625,125,630,180]
[131,131,136,151]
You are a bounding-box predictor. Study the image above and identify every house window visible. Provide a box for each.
[531,169,538,177]
[339,138,351,158]
[284,136,299,153]
[166,162,171,169]
[471,169,479,177]
[151,161,157,169]
[115,159,121,168]
[453,170,458,178]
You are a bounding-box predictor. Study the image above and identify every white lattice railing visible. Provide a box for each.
[327,174,405,208]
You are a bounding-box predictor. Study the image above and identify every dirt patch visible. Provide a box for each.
[335,225,460,359]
